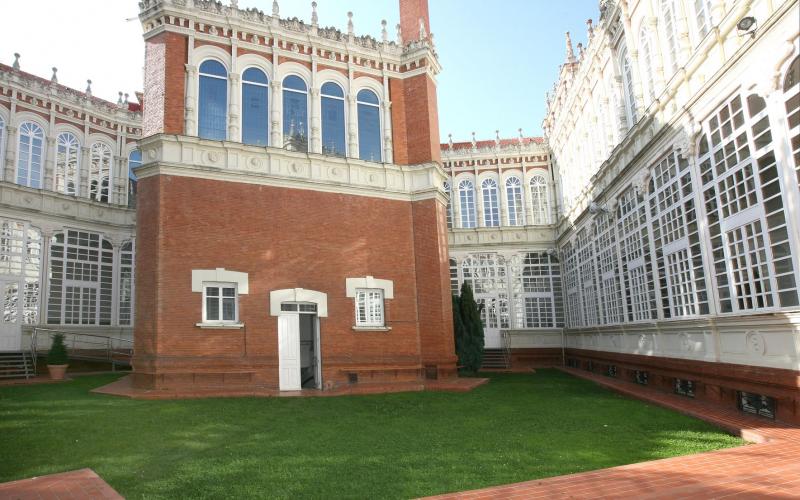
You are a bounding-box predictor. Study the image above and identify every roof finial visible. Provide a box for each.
[85,79,92,96]
[124,93,129,105]
[381,20,388,44]
[396,23,403,46]
[272,0,279,17]
[12,53,20,70]
[50,67,58,83]
[471,131,477,149]
[565,31,575,63]
[347,11,354,37]
[311,1,318,27]
[229,0,238,7]
[118,92,124,105]
[587,19,594,41]
[518,128,524,144]
[418,18,427,40]
[495,130,501,146]
[448,133,453,149]
[577,42,585,60]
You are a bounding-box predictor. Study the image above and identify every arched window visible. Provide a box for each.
[619,45,637,126]
[505,176,525,226]
[481,178,500,227]
[283,75,308,152]
[530,175,550,225]
[241,67,269,146]
[321,82,346,157]
[17,122,44,189]
[661,0,679,76]
[458,179,476,228]
[783,56,799,187]
[444,181,453,229]
[198,60,228,141]
[639,27,656,102]
[0,115,5,173]
[55,132,79,195]
[89,143,112,203]
[693,0,713,40]
[128,149,142,208]
[357,89,382,162]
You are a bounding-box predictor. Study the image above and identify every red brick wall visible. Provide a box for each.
[143,32,187,137]
[390,74,442,165]
[399,0,431,42]
[133,175,457,389]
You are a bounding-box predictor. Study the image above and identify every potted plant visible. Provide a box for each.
[47,333,69,380]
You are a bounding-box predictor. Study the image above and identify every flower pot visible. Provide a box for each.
[47,364,68,380]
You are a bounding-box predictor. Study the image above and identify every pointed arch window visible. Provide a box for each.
[458,179,476,229]
[444,181,453,229]
[321,82,346,157]
[55,132,79,195]
[283,75,308,152]
[619,45,637,126]
[506,176,525,226]
[530,175,550,225]
[241,67,269,146]
[661,0,679,76]
[198,60,228,141]
[89,143,112,203]
[639,27,656,102]
[17,122,44,189]
[357,89,382,162]
[481,178,500,227]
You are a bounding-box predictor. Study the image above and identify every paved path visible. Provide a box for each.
[0,468,122,500]
[426,368,800,499]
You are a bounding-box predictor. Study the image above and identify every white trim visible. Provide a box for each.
[345,276,394,299]
[191,268,249,294]
[270,288,328,317]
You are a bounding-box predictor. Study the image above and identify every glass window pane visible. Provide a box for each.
[283,87,308,152]
[358,104,381,162]
[322,96,346,157]
[321,82,344,98]
[222,297,235,321]
[242,67,268,84]
[283,75,307,92]
[199,60,227,77]
[242,82,269,146]
[357,89,379,105]
[222,287,235,297]
[206,287,219,296]
[206,297,219,320]
[198,75,228,141]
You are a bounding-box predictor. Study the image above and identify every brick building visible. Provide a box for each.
[132,0,457,392]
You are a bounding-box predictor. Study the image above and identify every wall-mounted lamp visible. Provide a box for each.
[736,16,757,39]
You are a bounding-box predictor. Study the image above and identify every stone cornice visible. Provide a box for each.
[448,226,557,250]
[137,134,447,203]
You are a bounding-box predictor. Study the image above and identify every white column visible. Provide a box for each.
[43,137,55,192]
[118,157,130,207]
[475,171,484,228]
[38,228,55,326]
[228,72,241,142]
[498,169,509,226]
[309,87,321,154]
[184,64,198,136]
[79,146,91,199]
[347,95,358,158]
[271,80,282,147]
[382,76,393,164]
[4,125,17,182]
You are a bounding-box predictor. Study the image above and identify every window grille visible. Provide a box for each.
[481,178,500,227]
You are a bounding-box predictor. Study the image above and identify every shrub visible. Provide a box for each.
[453,283,484,373]
[47,333,69,365]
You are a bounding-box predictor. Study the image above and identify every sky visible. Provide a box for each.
[1,0,597,141]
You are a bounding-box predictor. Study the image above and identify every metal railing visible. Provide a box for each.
[27,327,134,374]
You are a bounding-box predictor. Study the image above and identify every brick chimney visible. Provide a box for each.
[399,0,430,43]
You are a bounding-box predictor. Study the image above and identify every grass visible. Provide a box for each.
[0,370,742,499]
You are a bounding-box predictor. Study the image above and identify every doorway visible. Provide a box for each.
[277,302,321,391]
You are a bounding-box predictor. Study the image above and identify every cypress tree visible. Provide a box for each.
[456,282,484,373]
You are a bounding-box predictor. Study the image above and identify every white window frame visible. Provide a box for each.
[355,88,384,163]
[481,177,500,227]
[201,281,240,326]
[354,288,385,328]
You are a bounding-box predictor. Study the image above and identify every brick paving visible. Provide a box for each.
[0,468,122,500]
[425,368,800,499]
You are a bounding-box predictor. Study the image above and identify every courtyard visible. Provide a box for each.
[0,371,742,499]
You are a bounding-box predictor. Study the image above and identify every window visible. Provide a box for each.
[639,27,656,102]
[509,252,563,328]
[784,56,799,189]
[481,178,500,227]
[355,289,384,327]
[128,149,141,208]
[89,143,112,203]
[283,75,308,152]
[506,176,525,226]
[47,230,114,325]
[0,220,41,325]
[661,0,680,76]
[17,122,44,189]
[576,230,599,326]
[198,60,228,141]
[119,241,134,326]
[458,179,476,228]
[321,82,346,157]
[530,175,550,224]
[55,132,80,195]
[357,89,382,162]
[460,253,509,330]
[619,45,637,126]
[0,115,5,173]
[203,282,238,323]
[562,243,582,327]
[693,0,713,40]
[241,67,269,146]
[444,181,453,229]
[594,213,623,324]
[617,187,657,321]
[449,258,459,296]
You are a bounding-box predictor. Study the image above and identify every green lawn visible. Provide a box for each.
[0,371,742,499]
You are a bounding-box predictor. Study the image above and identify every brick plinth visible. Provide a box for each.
[510,348,563,369]
[565,348,800,424]
[133,174,457,392]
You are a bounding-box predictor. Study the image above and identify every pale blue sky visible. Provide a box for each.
[2,0,597,141]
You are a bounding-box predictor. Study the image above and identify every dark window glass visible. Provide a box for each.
[283,76,308,152]
[321,82,346,157]
[242,68,269,146]
[357,89,381,162]
[198,60,228,140]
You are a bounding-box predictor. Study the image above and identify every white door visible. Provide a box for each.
[0,279,22,351]
[278,314,301,391]
[477,296,502,348]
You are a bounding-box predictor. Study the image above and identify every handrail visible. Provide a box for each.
[26,327,133,374]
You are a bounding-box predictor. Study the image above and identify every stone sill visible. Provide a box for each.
[352,326,392,332]
[195,322,245,330]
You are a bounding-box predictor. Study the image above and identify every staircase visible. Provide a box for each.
[481,348,510,370]
[0,351,35,379]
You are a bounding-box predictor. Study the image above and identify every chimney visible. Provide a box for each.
[399,0,430,44]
